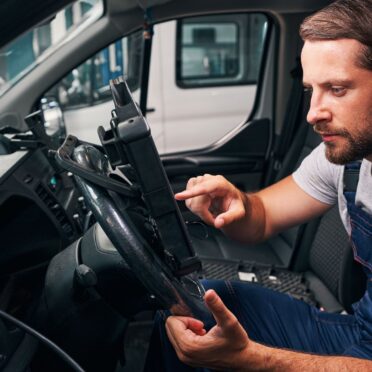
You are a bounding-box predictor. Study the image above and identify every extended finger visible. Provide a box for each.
[204,290,238,331]
[175,179,227,200]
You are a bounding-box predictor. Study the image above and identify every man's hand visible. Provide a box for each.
[165,289,252,371]
[165,290,372,372]
[175,174,247,229]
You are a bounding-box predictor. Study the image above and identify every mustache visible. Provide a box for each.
[312,123,349,137]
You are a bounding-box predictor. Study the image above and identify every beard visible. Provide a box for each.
[313,122,372,165]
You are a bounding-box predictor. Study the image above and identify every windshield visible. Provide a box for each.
[0,0,103,97]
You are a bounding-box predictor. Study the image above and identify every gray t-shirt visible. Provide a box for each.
[292,143,372,234]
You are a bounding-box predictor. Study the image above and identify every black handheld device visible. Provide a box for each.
[98,76,201,276]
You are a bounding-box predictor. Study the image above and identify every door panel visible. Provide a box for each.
[162,118,272,207]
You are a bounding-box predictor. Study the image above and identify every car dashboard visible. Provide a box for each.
[0,148,87,273]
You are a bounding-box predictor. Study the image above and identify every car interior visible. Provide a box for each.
[0,0,367,371]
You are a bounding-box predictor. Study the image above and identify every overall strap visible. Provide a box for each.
[343,161,361,193]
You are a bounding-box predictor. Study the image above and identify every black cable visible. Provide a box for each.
[0,310,85,372]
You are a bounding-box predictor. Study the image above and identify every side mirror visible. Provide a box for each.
[41,97,66,139]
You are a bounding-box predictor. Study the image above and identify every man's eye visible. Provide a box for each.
[303,87,313,95]
[331,87,346,96]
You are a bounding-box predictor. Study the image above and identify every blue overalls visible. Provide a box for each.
[342,161,372,358]
[145,162,372,371]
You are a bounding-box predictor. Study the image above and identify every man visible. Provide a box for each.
[146,0,372,370]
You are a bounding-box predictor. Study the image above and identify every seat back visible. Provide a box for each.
[307,207,366,312]
[266,114,322,267]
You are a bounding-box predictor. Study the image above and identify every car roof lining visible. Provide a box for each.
[109,0,331,14]
[0,0,333,49]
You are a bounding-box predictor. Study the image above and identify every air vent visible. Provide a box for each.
[35,183,74,238]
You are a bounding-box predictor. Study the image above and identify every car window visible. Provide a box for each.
[179,21,240,82]
[41,12,268,152]
[176,14,267,87]
[146,13,269,153]
[0,0,103,97]
[43,31,143,144]
[46,32,143,110]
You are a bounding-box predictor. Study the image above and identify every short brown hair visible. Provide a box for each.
[300,0,372,70]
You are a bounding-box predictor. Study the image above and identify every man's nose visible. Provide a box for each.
[306,95,331,125]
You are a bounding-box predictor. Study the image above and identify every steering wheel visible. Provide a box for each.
[71,143,209,319]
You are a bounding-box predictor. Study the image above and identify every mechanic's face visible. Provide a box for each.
[302,39,372,164]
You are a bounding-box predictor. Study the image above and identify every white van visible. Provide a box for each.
[47,13,267,154]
